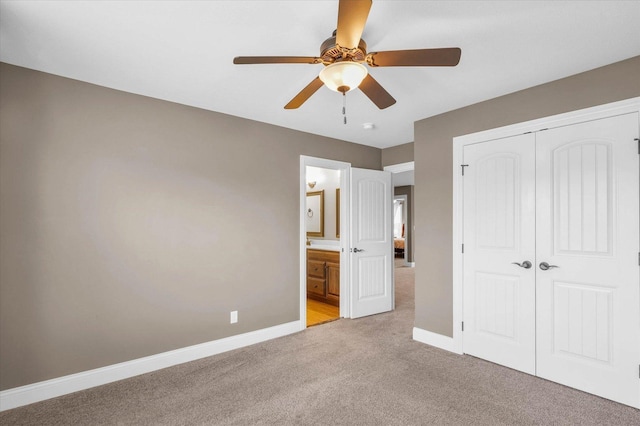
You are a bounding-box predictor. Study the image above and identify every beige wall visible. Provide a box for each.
[0,63,381,390]
[382,142,413,167]
[414,56,640,337]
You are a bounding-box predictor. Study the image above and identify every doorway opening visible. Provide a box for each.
[300,156,351,330]
[393,195,408,265]
[300,156,396,328]
[384,161,415,268]
[305,165,341,327]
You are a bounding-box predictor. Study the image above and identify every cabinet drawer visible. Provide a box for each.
[307,277,326,296]
[308,260,326,278]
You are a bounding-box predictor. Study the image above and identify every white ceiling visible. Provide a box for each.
[1,1,639,149]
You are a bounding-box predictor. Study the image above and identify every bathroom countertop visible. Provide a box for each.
[307,244,340,252]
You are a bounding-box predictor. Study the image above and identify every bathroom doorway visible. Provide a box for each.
[300,156,350,329]
[300,156,394,328]
[305,165,342,327]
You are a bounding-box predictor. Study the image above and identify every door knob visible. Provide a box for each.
[539,262,559,271]
[511,261,532,269]
[352,248,364,253]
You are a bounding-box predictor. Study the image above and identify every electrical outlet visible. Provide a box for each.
[230,310,238,324]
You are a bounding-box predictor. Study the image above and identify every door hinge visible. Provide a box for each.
[636,138,640,154]
[461,243,464,254]
[461,164,469,176]
[461,321,464,332]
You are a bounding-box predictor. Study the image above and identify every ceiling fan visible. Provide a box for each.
[233,0,461,110]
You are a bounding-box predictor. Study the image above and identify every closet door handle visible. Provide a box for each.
[539,262,559,271]
[512,261,532,269]
[352,248,365,253]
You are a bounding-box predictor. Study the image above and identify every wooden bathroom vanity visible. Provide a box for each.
[306,248,340,307]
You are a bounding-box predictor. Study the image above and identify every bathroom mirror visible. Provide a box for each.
[306,190,324,237]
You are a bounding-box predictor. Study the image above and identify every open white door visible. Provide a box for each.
[350,168,394,318]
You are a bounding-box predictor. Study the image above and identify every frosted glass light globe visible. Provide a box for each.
[319,62,368,93]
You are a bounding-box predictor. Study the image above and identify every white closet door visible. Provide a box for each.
[536,113,640,407]
[462,134,536,374]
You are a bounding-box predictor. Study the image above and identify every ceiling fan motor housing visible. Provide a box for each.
[320,34,367,64]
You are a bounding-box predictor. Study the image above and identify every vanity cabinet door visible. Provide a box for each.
[307,249,339,306]
[326,261,340,299]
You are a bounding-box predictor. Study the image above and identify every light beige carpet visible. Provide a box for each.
[2,263,639,425]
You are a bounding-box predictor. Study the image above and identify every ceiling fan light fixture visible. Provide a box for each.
[234,0,460,110]
[319,61,368,93]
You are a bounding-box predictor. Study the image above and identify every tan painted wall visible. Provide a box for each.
[414,56,640,337]
[382,142,413,167]
[0,63,381,390]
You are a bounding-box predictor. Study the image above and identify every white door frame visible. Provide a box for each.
[451,97,640,356]
[384,161,414,174]
[300,156,351,329]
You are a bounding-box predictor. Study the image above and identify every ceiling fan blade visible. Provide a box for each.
[359,74,396,109]
[336,0,372,49]
[369,48,461,67]
[233,56,321,65]
[284,77,325,109]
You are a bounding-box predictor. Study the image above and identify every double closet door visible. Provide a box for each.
[462,113,640,408]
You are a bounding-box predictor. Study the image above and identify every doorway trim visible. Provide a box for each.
[384,161,414,174]
[300,156,351,330]
[451,97,640,355]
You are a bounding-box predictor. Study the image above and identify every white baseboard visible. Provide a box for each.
[404,261,415,267]
[413,327,463,355]
[0,320,301,411]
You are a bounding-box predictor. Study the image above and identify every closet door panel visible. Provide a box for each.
[462,134,536,374]
[536,113,640,408]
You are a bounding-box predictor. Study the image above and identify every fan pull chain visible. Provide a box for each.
[342,92,347,125]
